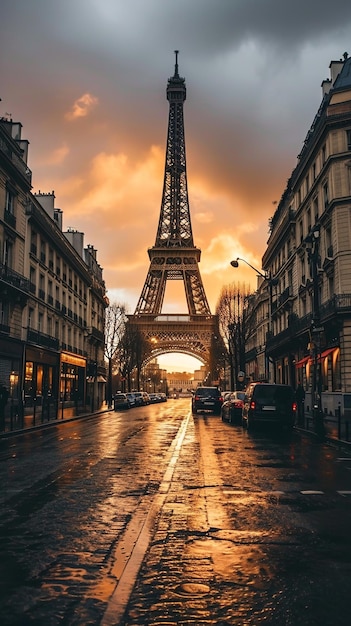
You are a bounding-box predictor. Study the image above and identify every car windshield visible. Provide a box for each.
[255,386,293,403]
[196,388,219,397]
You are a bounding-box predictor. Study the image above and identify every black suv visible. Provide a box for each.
[192,387,223,415]
[242,382,296,431]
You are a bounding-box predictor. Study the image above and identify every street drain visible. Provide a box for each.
[174,581,211,597]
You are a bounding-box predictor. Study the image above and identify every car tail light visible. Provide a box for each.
[292,401,297,412]
[250,400,256,410]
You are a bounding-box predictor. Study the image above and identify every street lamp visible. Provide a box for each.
[304,225,324,438]
[230,257,277,382]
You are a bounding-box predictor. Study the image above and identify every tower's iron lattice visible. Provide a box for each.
[129,52,217,367]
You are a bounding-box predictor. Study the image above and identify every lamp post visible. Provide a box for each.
[304,225,324,438]
[230,257,276,383]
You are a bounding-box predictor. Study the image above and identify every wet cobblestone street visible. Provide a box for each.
[1,399,351,625]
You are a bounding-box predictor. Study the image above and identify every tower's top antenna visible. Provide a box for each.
[174,50,179,78]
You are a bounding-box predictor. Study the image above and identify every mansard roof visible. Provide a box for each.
[333,55,351,90]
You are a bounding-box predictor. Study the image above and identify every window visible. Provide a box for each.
[3,239,13,268]
[325,225,332,256]
[29,267,36,293]
[30,230,37,256]
[299,220,303,244]
[39,274,45,300]
[328,275,334,299]
[313,196,319,221]
[40,240,46,264]
[347,129,351,151]
[312,161,317,181]
[5,188,14,214]
[322,144,326,165]
[306,207,311,232]
[0,301,9,327]
[28,308,34,329]
[323,181,329,209]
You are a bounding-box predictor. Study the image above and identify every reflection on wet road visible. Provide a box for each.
[1,399,351,625]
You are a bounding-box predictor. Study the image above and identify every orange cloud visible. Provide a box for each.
[64,93,99,121]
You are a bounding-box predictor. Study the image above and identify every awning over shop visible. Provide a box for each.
[295,356,310,368]
[86,376,107,383]
[319,347,337,360]
[295,347,339,368]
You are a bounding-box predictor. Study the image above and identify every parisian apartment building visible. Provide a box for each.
[245,52,351,418]
[0,116,107,426]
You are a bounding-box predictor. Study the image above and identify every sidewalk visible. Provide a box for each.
[296,409,351,448]
[0,403,111,438]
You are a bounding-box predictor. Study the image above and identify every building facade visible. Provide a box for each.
[247,53,351,418]
[0,117,107,428]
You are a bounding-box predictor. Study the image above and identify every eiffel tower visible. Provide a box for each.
[129,52,218,367]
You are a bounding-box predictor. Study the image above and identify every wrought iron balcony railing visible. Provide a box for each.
[0,262,30,294]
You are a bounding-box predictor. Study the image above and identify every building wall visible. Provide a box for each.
[255,54,351,415]
[0,117,107,427]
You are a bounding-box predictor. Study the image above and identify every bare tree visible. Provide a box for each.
[216,282,253,389]
[115,320,152,392]
[104,303,126,406]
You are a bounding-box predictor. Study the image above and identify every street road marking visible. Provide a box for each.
[300,490,324,495]
[100,412,191,626]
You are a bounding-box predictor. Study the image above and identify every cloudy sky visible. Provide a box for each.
[2,0,351,370]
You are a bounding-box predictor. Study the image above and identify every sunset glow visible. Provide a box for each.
[2,1,351,370]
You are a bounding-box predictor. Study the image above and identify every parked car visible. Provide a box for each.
[192,386,223,415]
[242,383,297,431]
[133,391,150,406]
[126,392,137,407]
[149,392,161,403]
[159,392,167,402]
[222,391,234,403]
[114,393,130,410]
[221,391,245,423]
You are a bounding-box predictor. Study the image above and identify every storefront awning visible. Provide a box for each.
[86,376,107,383]
[295,347,338,368]
[318,347,338,362]
[295,356,310,368]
